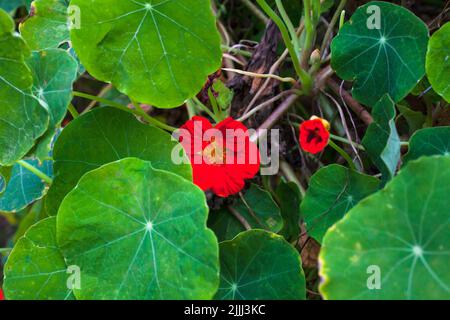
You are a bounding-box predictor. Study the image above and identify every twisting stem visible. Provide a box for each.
[72,91,176,132]
[256,0,312,92]
[222,68,297,84]
[17,160,53,184]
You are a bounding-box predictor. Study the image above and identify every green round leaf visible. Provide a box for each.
[20,0,70,50]
[403,127,450,164]
[70,0,222,108]
[319,156,450,300]
[426,22,450,102]
[362,94,400,183]
[331,1,428,106]
[3,216,74,300]
[234,184,283,233]
[208,208,245,243]
[215,230,306,300]
[28,48,78,128]
[275,181,301,242]
[45,107,191,215]
[301,165,380,243]
[0,159,52,212]
[0,9,48,166]
[57,158,219,300]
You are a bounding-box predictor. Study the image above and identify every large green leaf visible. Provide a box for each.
[45,107,191,215]
[20,0,70,50]
[0,159,52,212]
[70,0,222,108]
[275,181,301,242]
[234,184,283,233]
[208,208,245,243]
[319,156,450,300]
[215,230,306,300]
[57,158,219,300]
[403,127,450,164]
[209,184,283,241]
[0,9,48,166]
[362,95,401,183]
[397,103,425,135]
[331,1,428,106]
[426,22,450,102]
[28,48,78,129]
[3,217,74,300]
[27,49,77,161]
[301,165,380,243]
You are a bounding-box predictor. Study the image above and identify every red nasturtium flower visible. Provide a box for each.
[299,116,331,154]
[0,288,4,300]
[179,116,260,197]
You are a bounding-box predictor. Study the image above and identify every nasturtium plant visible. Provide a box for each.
[215,230,306,300]
[0,9,48,166]
[20,0,71,51]
[301,165,380,243]
[362,95,400,183]
[319,156,450,300]
[3,217,74,300]
[45,107,191,215]
[57,158,219,300]
[208,184,282,242]
[331,1,429,106]
[426,22,450,103]
[0,0,448,302]
[0,159,52,212]
[27,48,78,133]
[403,127,450,164]
[275,181,302,242]
[70,0,222,108]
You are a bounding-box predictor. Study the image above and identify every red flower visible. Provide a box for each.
[299,116,330,154]
[0,288,4,300]
[179,116,260,197]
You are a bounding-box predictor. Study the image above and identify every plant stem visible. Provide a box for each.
[256,0,312,92]
[208,89,223,121]
[67,103,79,119]
[328,140,356,170]
[72,91,176,132]
[220,44,253,58]
[17,160,53,184]
[329,133,365,151]
[300,0,314,69]
[222,68,297,84]
[320,0,347,56]
[192,97,220,123]
[0,248,12,255]
[186,99,196,118]
[400,141,410,147]
[275,0,300,57]
[239,0,269,25]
